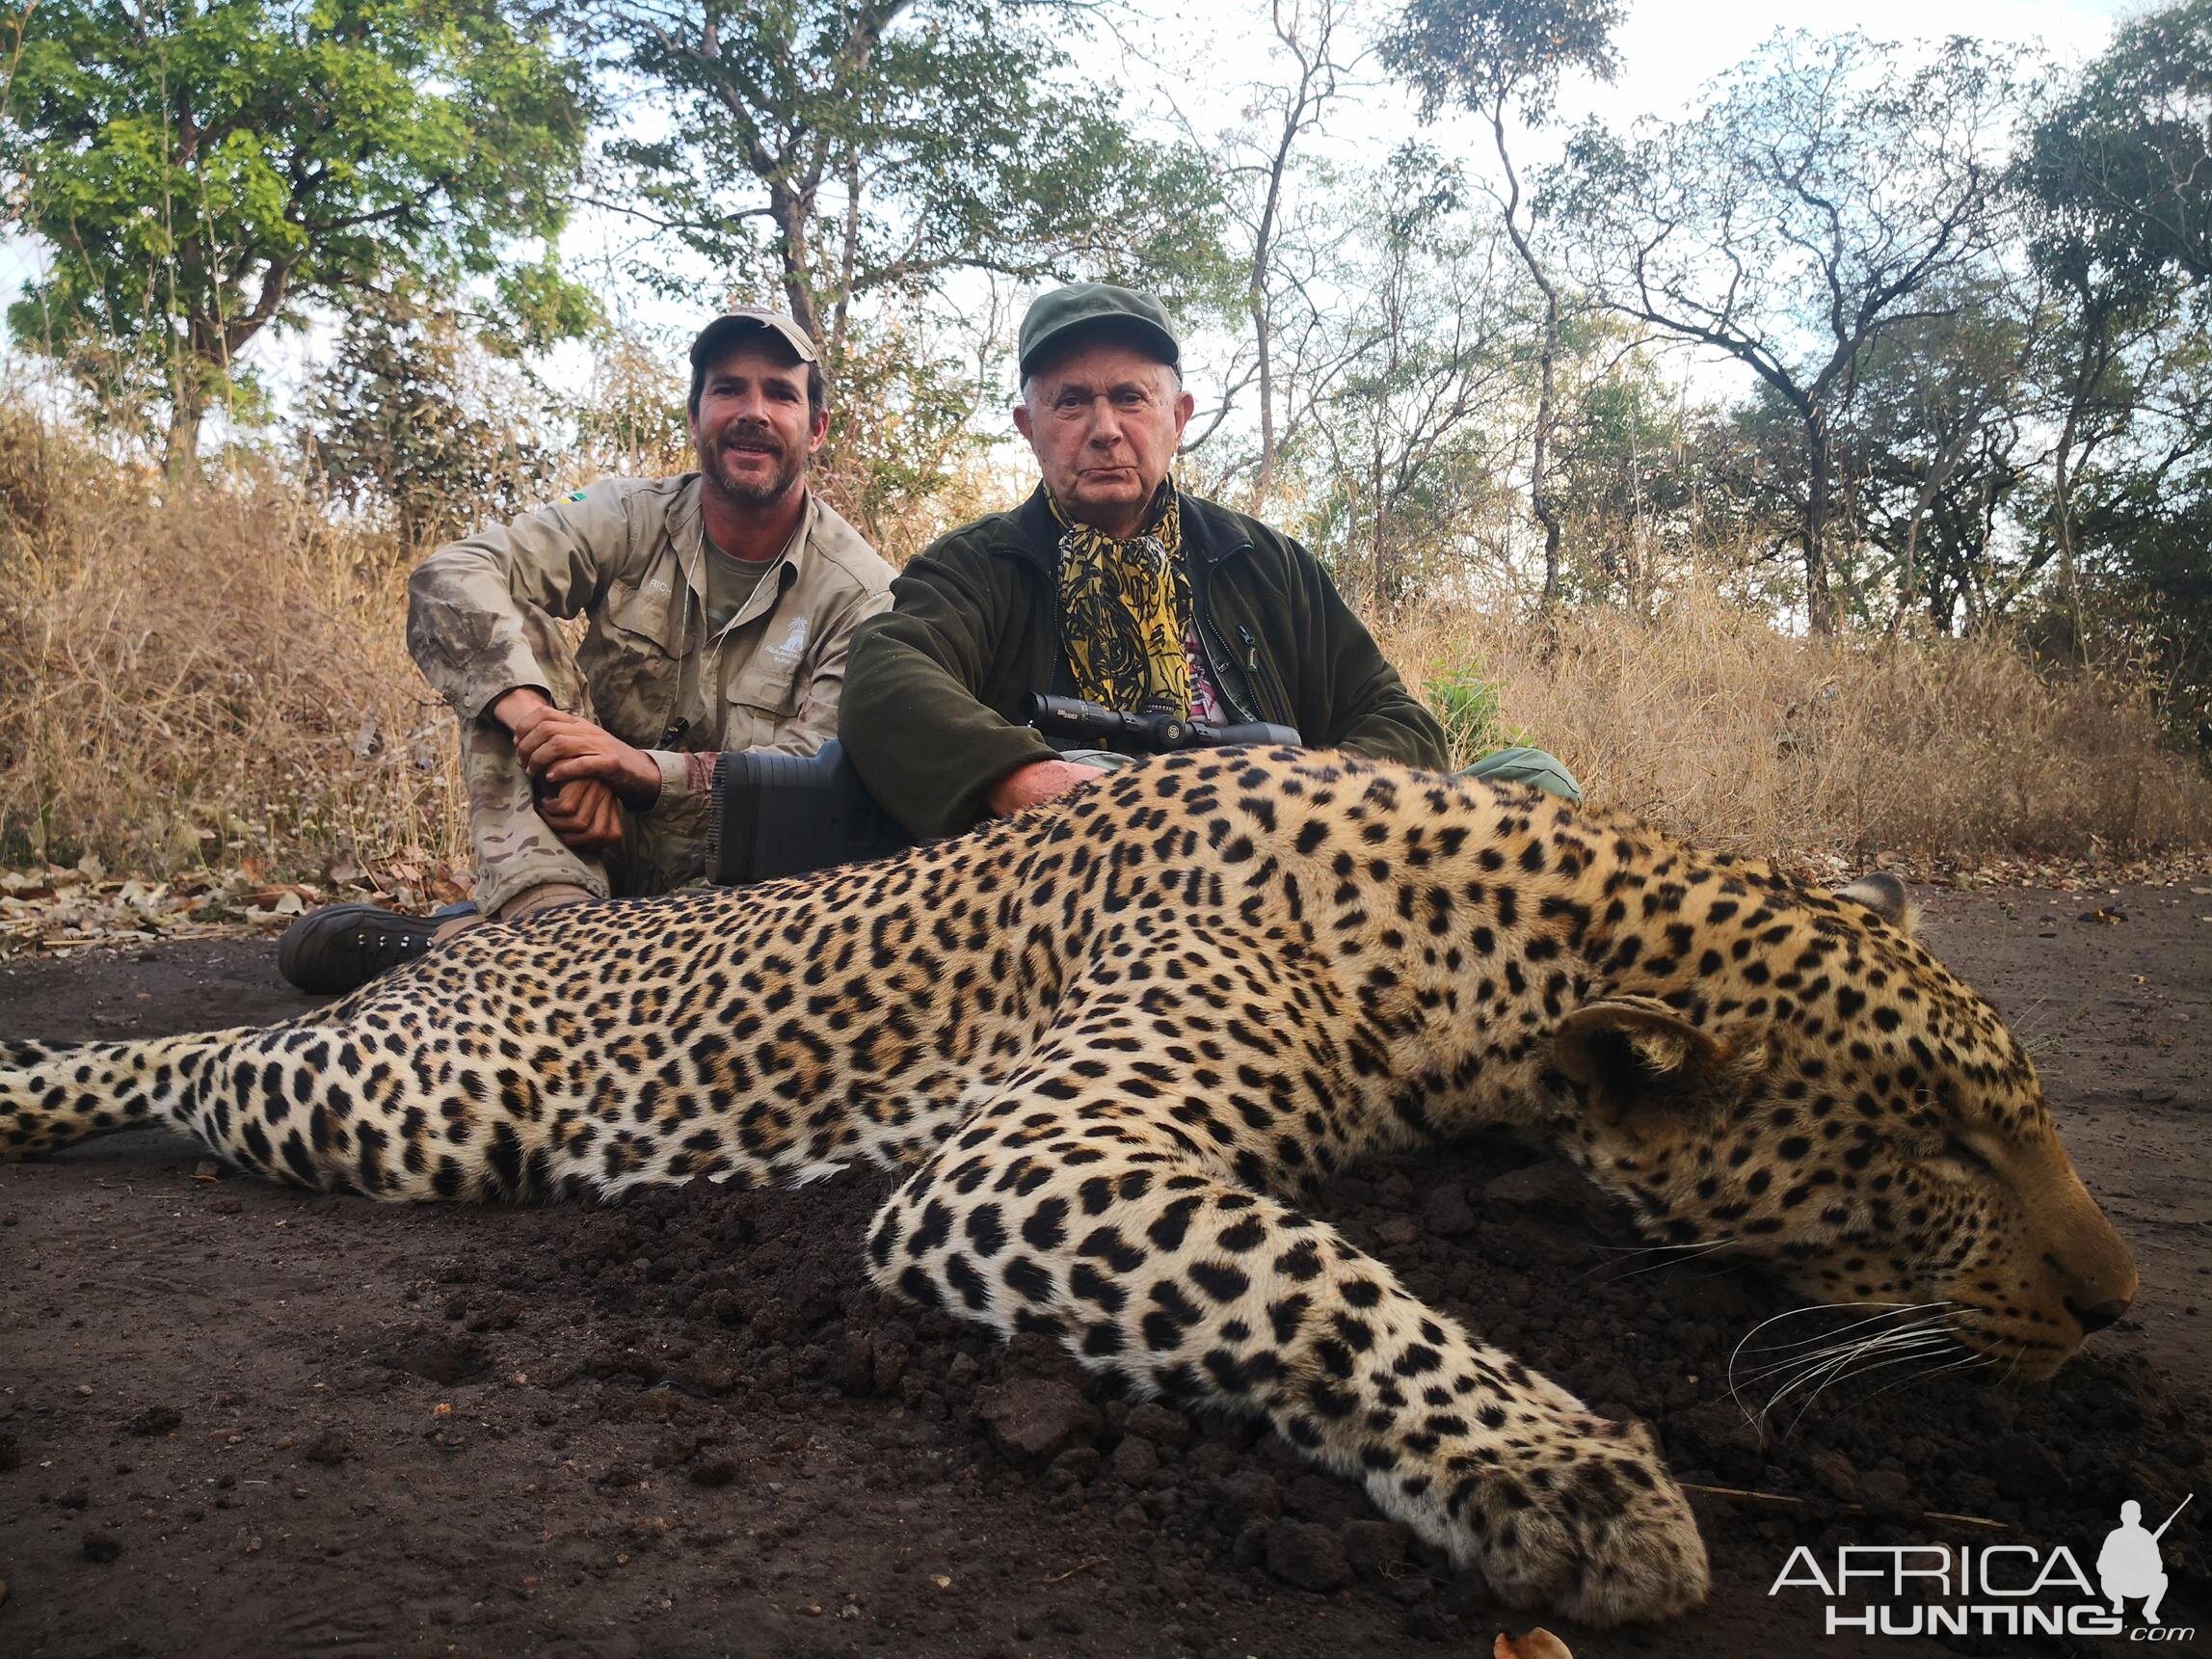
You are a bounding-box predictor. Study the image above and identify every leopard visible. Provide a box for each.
[0,746,2137,1627]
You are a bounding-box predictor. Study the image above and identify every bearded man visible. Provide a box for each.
[279,308,895,995]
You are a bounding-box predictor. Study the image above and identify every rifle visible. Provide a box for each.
[2152,1494,2192,1540]
[706,693,1301,887]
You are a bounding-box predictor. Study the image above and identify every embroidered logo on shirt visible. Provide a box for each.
[767,616,809,668]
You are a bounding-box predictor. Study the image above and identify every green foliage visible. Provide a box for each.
[596,0,1235,330]
[2016,0,2210,292]
[1,0,593,469]
[1383,0,1623,120]
[487,255,607,359]
[303,287,556,548]
[1546,31,2024,630]
[1293,145,1530,606]
[1425,663,1517,761]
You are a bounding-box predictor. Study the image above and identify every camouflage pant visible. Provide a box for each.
[460,607,690,917]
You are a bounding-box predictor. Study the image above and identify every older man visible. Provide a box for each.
[841,283,1482,839]
[280,308,895,994]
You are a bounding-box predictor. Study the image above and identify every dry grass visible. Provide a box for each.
[0,411,468,890]
[1379,589,2212,868]
[0,405,2203,888]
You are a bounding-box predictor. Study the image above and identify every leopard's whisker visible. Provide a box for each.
[1757,1325,1957,1429]
[1727,1301,1954,1414]
[1731,1317,1955,1386]
[1840,1348,1997,1415]
[1737,1300,1955,1357]
[1781,1335,1965,1435]
[1811,1349,1997,1429]
[1586,1239,1735,1286]
[1740,1326,1954,1412]
[1733,1298,1946,1355]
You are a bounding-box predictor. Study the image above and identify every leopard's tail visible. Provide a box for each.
[0,1030,259,1161]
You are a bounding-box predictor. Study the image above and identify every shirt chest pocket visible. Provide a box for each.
[720,650,803,750]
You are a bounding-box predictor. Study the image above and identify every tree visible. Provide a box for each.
[1298,147,1528,607]
[1195,0,1362,509]
[1550,32,2020,631]
[588,0,1231,529]
[2,0,595,479]
[1383,0,1621,611]
[592,0,1232,353]
[2015,0,2210,634]
[2017,0,2210,290]
[303,287,557,549]
[1829,281,2039,632]
[2020,290,2212,748]
[1547,330,1717,613]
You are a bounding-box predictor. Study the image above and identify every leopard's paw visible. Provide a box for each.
[1460,1418,1710,1628]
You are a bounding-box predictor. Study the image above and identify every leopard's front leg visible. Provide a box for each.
[864,1081,1710,1627]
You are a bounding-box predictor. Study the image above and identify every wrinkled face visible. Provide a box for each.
[1013,339,1194,538]
[689,342,825,509]
[1557,886,2137,1384]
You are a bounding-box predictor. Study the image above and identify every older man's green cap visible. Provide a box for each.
[1018,282,1180,378]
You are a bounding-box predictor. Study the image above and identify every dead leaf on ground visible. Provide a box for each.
[1495,1630,1575,1659]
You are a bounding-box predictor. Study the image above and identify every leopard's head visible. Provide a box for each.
[1553,873,2135,1383]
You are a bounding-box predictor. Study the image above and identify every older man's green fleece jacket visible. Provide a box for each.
[839,485,1451,841]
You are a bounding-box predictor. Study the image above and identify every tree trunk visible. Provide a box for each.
[770,183,823,343]
[1487,105,1561,617]
[1251,274,1276,507]
[1803,413,1837,634]
[163,367,205,492]
[1532,282,1562,615]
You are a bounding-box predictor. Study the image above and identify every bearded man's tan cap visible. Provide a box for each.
[690,308,819,367]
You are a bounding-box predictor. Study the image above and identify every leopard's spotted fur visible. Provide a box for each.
[0,749,2136,1625]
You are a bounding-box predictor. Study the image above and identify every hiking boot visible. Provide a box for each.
[277,902,444,996]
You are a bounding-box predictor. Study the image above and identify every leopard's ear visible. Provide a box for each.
[1555,996,1758,1119]
[1835,872,1916,934]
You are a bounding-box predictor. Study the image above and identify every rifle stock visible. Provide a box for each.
[707,703,1305,888]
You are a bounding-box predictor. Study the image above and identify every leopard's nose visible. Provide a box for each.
[2065,1295,2131,1334]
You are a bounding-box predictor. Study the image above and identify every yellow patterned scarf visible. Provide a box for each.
[1051,482,1190,713]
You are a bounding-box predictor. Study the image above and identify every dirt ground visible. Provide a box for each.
[2,882,2206,1659]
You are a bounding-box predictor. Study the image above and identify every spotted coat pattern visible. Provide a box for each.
[0,749,2137,1626]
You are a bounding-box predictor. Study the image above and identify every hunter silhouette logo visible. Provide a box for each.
[766,615,808,667]
[2099,1496,2190,1627]
[1770,1489,2196,1641]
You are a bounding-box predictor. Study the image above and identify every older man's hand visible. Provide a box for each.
[985,759,1106,818]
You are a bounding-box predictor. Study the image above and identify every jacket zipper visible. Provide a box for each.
[1192,550,1262,723]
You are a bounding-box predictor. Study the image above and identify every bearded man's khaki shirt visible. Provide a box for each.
[408,474,894,909]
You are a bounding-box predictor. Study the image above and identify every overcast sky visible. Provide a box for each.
[1152,0,2132,155]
